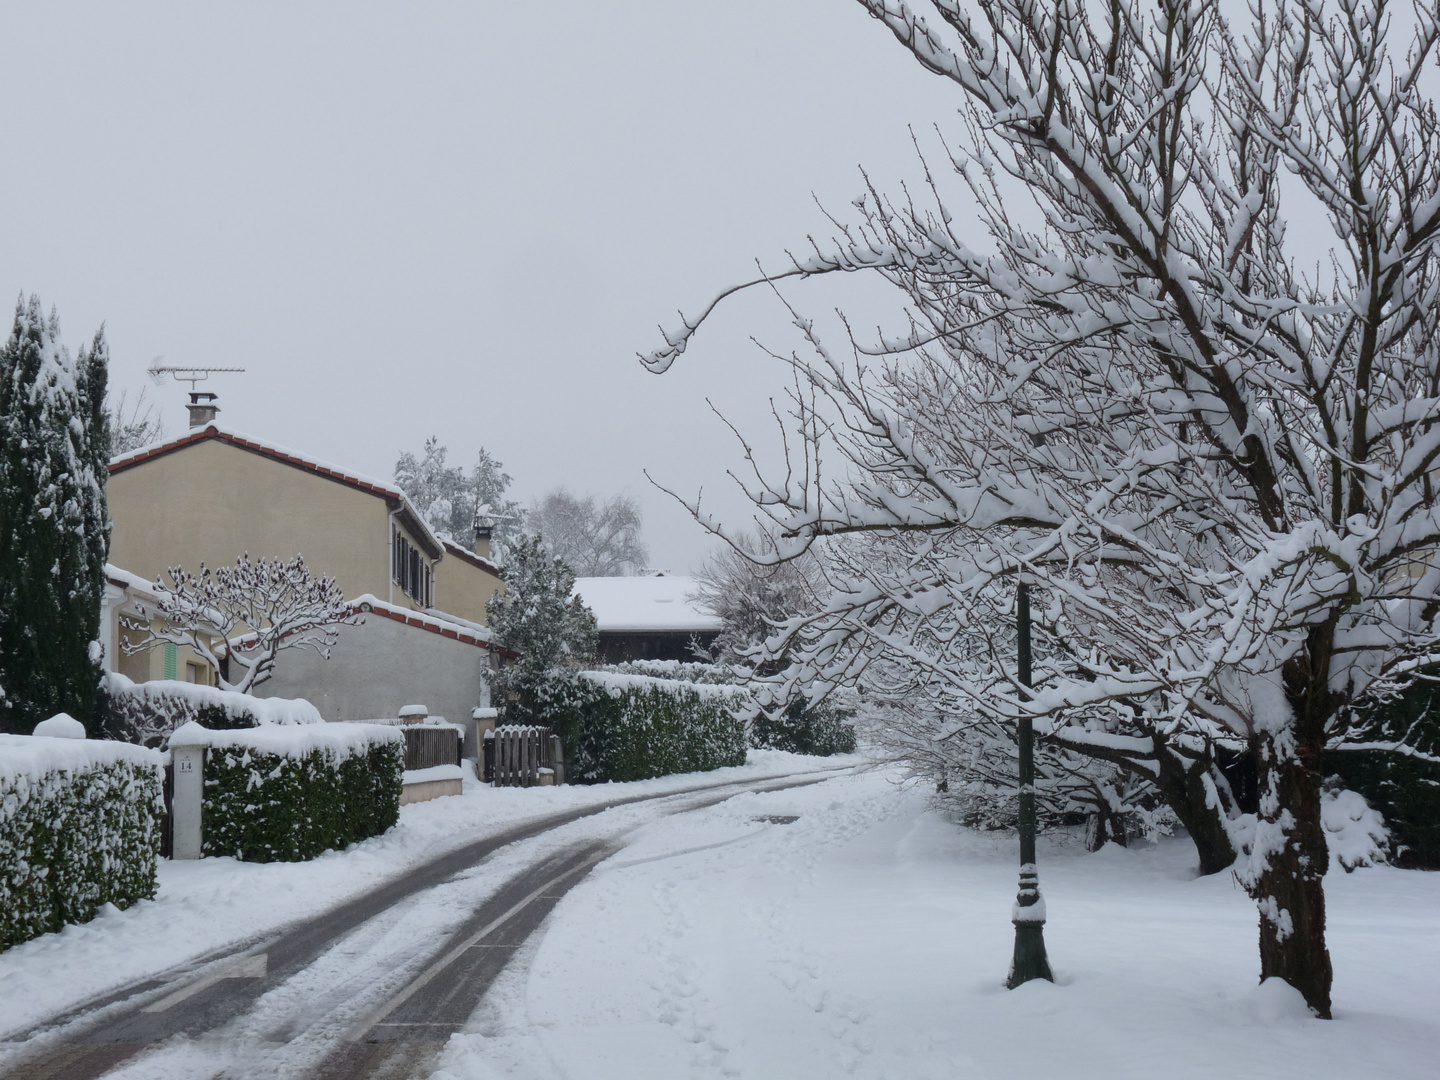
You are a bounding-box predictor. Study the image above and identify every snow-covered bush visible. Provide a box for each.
[1322,783,1390,873]
[96,672,322,747]
[599,661,854,756]
[545,671,746,783]
[178,723,403,862]
[1,732,164,951]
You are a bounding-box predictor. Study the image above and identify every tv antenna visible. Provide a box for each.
[147,359,246,393]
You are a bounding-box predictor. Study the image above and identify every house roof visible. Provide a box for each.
[441,539,502,579]
[108,423,444,559]
[572,575,722,634]
[348,594,518,658]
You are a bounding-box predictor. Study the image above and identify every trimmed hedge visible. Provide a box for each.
[1,735,164,951]
[542,671,747,783]
[193,725,404,863]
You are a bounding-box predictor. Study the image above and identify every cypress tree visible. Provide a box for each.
[0,296,112,734]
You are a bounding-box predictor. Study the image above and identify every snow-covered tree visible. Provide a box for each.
[487,534,598,725]
[693,531,829,670]
[644,0,1440,1017]
[124,554,357,694]
[0,296,111,734]
[394,437,524,559]
[528,488,648,576]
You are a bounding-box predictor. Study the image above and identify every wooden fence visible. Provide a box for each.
[403,725,462,771]
[486,725,559,787]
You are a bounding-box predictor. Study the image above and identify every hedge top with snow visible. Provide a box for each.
[0,732,163,786]
[167,720,402,760]
[578,670,745,702]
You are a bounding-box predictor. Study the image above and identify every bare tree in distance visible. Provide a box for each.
[692,530,829,671]
[642,0,1440,1017]
[528,488,648,576]
[106,386,164,458]
[124,554,358,694]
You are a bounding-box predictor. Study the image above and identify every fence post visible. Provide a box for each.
[550,734,565,786]
[169,738,206,860]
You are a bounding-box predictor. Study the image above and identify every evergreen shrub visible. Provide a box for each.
[750,695,857,757]
[0,734,164,951]
[602,661,856,757]
[194,725,403,862]
[1330,675,1440,869]
[539,671,747,783]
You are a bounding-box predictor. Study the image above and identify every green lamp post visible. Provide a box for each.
[1007,578,1054,988]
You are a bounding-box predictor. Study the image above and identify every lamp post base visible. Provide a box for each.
[1007,922,1054,988]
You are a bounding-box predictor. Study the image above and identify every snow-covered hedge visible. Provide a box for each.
[97,672,322,746]
[543,671,747,783]
[173,722,403,863]
[0,733,165,951]
[597,662,856,757]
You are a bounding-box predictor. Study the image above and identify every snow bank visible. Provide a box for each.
[404,764,465,785]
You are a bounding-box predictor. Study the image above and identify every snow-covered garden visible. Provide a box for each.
[436,768,1439,1080]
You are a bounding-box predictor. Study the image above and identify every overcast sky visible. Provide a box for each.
[0,1,951,572]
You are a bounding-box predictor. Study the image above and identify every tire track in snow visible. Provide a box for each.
[0,768,851,1080]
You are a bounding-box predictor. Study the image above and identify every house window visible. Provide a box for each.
[186,662,204,684]
[392,527,433,607]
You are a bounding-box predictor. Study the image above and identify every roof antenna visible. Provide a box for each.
[147,360,246,428]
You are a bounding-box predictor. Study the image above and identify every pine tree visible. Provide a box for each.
[0,296,111,734]
[486,534,597,725]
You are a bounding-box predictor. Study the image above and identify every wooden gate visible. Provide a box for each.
[160,760,175,858]
[402,725,461,770]
[486,725,552,787]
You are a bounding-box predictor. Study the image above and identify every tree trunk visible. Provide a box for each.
[1247,723,1332,1017]
[1152,743,1240,876]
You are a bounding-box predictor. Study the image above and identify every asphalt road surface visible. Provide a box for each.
[1,768,846,1080]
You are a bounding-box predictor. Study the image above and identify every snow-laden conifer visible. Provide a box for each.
[487,535,598,725]
[0,296,110,734]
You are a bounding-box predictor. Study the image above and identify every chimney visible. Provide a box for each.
[187,391,219,428]
[473,505,495,561]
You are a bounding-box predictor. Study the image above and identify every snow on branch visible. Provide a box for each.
[123,554,359,694]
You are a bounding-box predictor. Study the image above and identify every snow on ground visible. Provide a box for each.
[432,767,1440,1080]
[0,751,846,1040]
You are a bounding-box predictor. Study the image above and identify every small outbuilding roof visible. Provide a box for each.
[572,575,721,634]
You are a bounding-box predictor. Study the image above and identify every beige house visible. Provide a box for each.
[104,413,510,737]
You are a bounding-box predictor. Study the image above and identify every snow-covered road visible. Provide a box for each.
[4,757,1438,1080]
[0,754,851,1079]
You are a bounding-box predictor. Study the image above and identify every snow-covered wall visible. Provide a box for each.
[252,613,491,751]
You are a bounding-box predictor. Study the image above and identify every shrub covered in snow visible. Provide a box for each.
[178,722,402,862]
[1321,782,1390,873]
[543,671,746,783]
[96,672,322,747]
[599,661,855,757]
[0,732,164,951]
